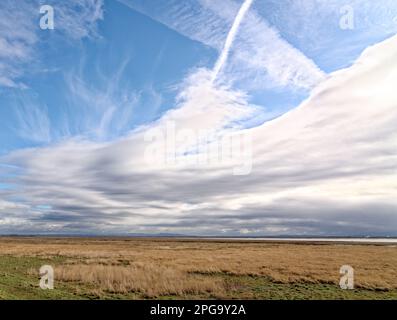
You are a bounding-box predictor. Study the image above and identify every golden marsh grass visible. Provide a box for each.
[3,237,397,298]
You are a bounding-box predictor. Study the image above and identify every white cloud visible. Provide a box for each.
[1,34,396,235]
[12,92,51,143]
[63,61,138,140]
[258,0,397,69]
[0,0,104,88]
[118,0,326,91]
[61,55,165,141]
[52,0,104,40]
[0,0,37,88]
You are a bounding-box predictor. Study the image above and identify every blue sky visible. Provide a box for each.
[1,0,396,153]
[0,0,215,151]
[0,0,397,235]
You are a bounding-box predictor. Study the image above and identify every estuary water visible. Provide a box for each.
[204,237,397,244]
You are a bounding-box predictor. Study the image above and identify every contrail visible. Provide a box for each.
[211,0,254,83]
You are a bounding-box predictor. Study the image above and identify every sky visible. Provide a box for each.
[0,0,396,236]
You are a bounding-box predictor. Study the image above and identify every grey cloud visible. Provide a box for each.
[0,35,397,236]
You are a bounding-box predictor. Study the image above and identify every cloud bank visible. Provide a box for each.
[1,34,396,236]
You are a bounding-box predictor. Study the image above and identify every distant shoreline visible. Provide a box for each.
[204,237,397,244]
[0,235,397,244]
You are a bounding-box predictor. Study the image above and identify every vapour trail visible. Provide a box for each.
[211,0,254,83]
